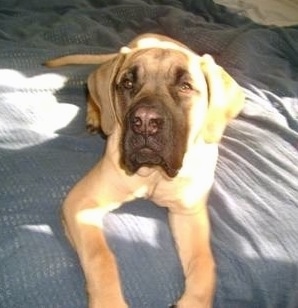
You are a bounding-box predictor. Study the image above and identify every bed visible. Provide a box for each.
[0,0,297,307]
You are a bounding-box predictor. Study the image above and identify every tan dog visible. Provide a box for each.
[47,33,245,308]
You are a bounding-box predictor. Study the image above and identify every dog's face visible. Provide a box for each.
[114,48,209,177]
[88,43,244,178]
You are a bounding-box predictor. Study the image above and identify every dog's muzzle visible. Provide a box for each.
[121,98,187,177]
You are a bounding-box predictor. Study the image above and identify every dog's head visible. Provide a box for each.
[87,35,245,177]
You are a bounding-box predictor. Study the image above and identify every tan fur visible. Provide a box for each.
[46,33,245,308]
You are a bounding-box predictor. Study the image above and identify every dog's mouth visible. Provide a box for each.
[126,146,179,177]
[121,100,188,178]
[133,147,162,165]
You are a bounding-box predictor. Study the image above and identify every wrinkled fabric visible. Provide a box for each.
[0,1,298,307]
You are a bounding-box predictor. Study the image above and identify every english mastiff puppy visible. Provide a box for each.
[47,33,245,308]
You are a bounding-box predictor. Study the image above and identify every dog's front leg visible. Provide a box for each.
[62,162,129,308]
[168,204,216,308]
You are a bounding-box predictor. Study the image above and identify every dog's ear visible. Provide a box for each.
[87,55,124,135]
[201,55,245,143]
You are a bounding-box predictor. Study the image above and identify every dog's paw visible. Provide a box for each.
[86,110,101,133]
[86,96,102,134]
[86,122,101,134]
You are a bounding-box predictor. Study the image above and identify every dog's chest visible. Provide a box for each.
[148,143,219,213]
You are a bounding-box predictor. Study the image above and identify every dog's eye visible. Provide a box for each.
[122,79,134,90]
[179,82,192,93]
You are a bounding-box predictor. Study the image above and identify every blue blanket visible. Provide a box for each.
[0,1,298,307]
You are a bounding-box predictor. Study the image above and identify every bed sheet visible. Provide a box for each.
[0,0,298,307]
[215,0,298,26]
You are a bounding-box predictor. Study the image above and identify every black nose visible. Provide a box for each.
[130,106,164,135]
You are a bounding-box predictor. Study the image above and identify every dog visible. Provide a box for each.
[46,33,245,308]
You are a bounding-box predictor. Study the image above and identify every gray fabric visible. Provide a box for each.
[0,0,298,307]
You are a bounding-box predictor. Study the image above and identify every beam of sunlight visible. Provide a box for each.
[20,224,54,236]
[0,69,79,150]
[0,69,67,90]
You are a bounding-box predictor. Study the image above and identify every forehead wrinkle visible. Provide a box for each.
[131,48,188,67]
[148,53,189,83]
